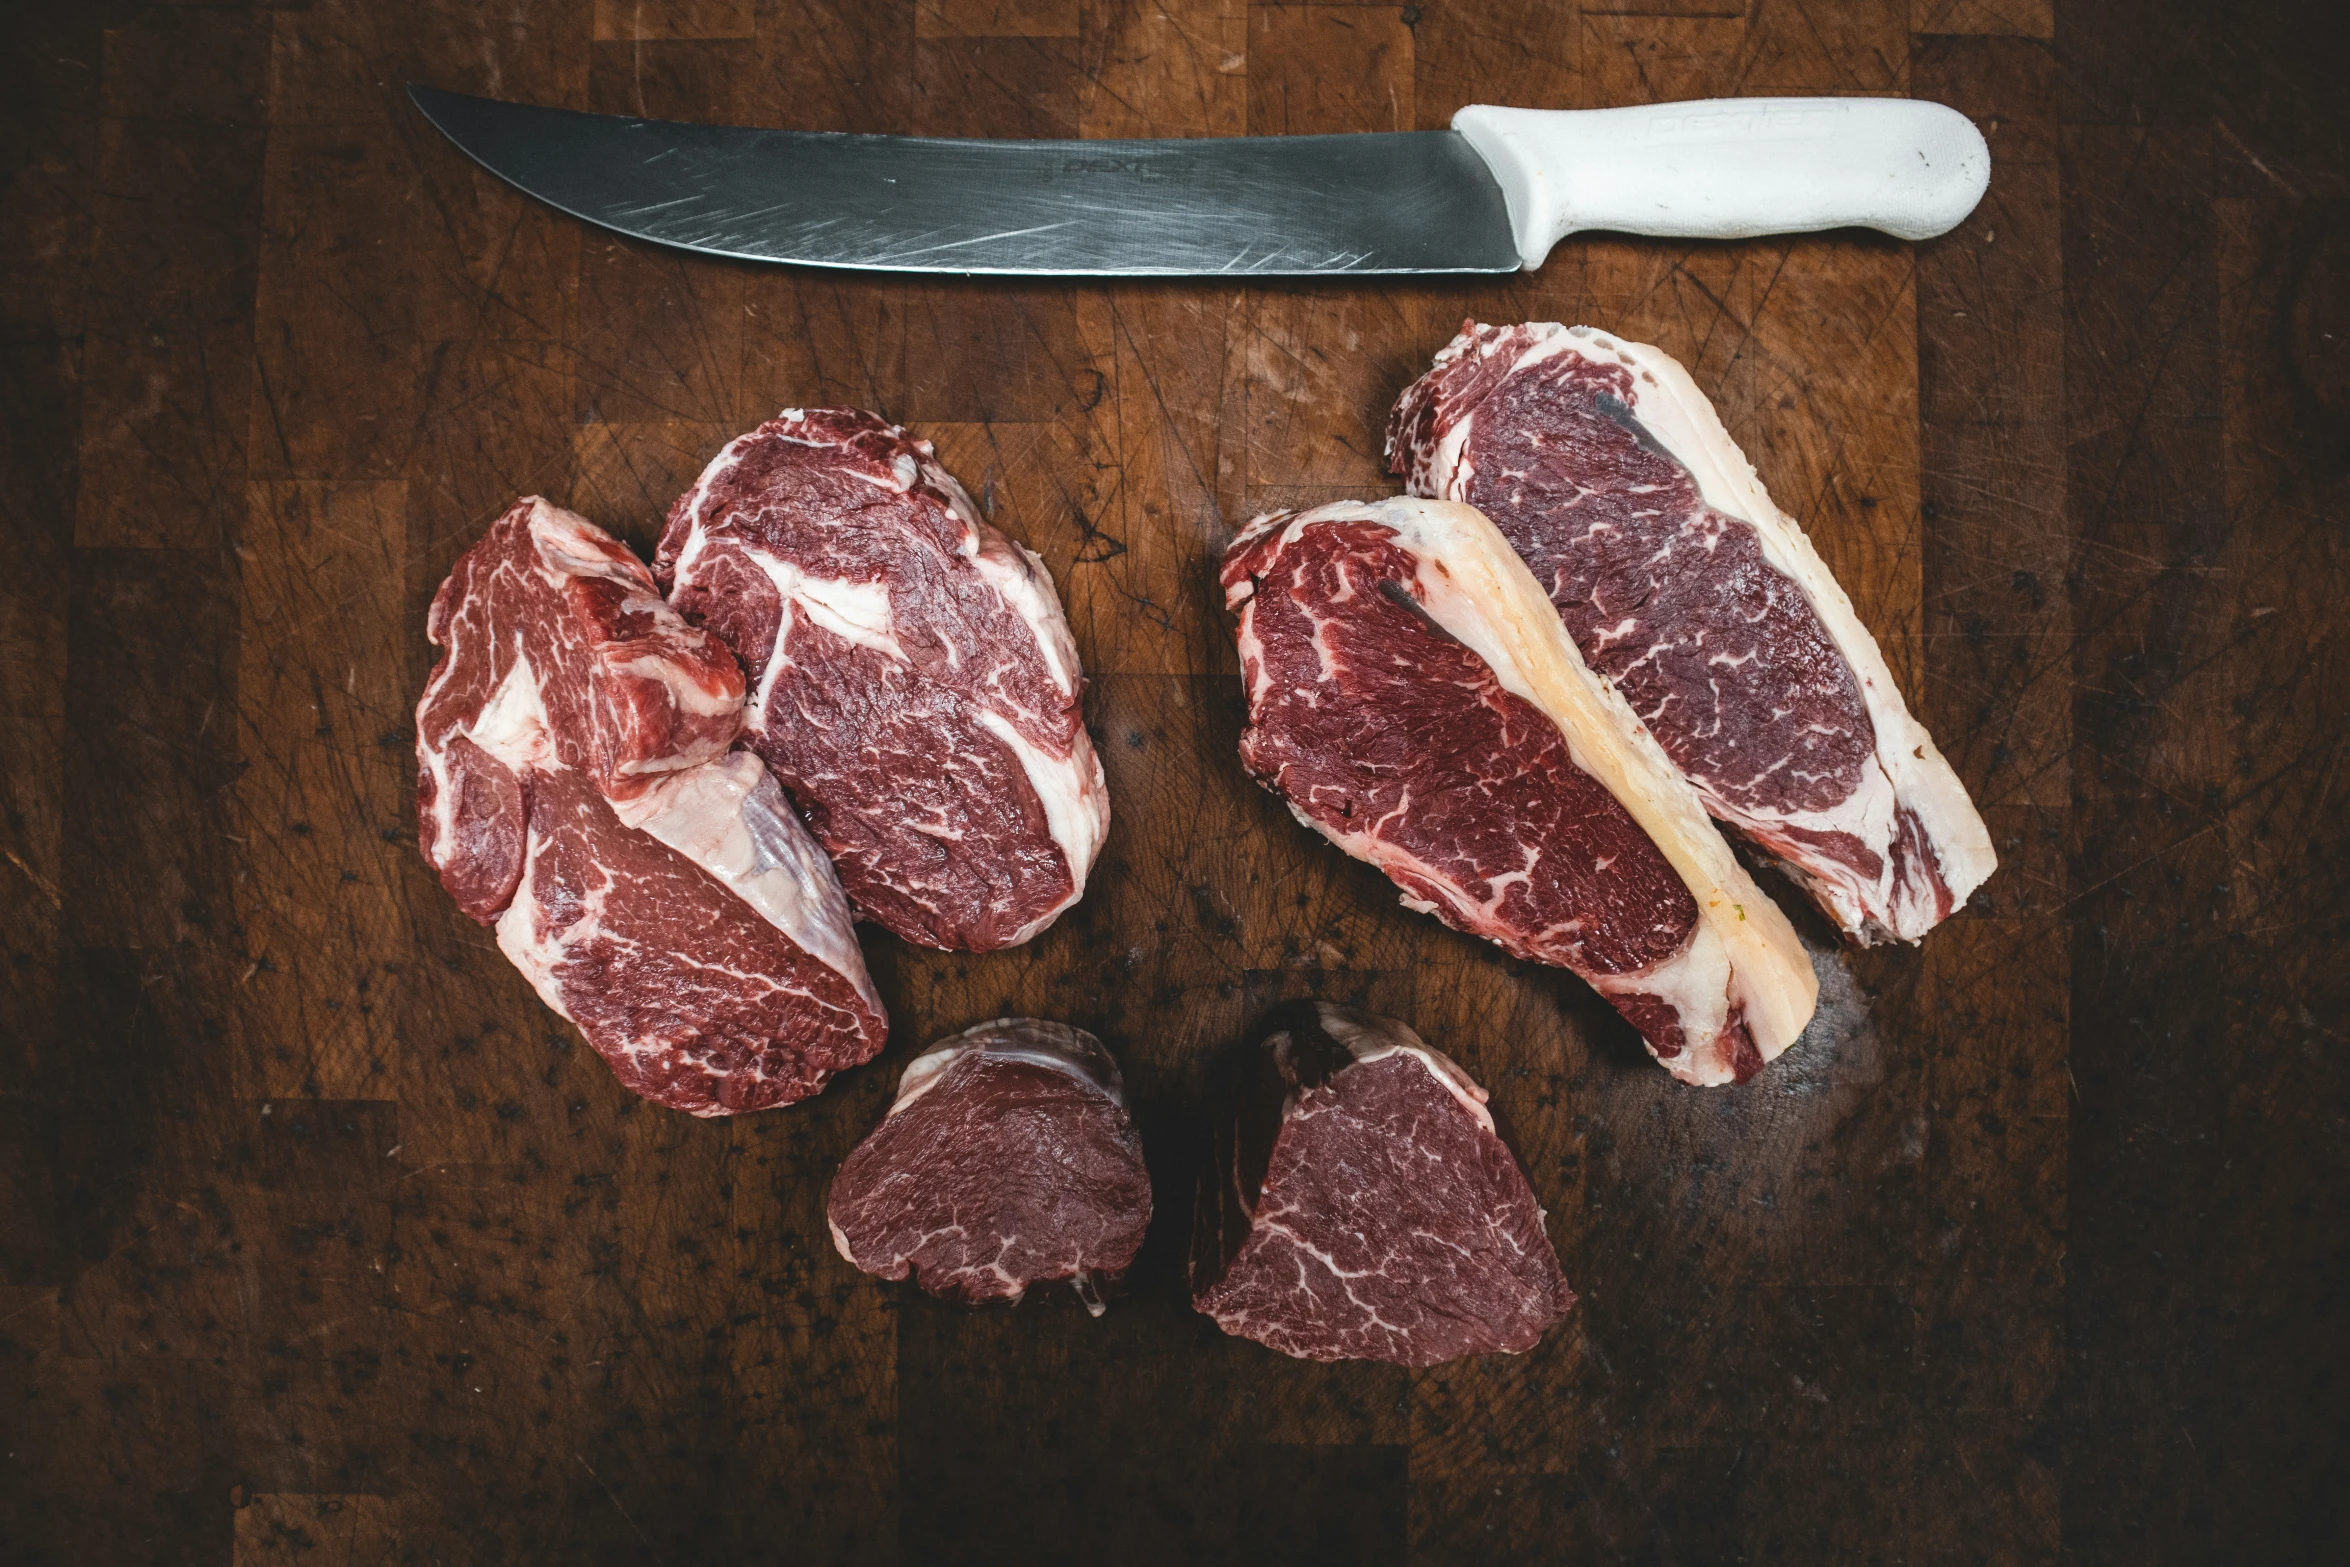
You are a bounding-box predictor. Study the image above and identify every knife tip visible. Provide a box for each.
[405,83,464,117]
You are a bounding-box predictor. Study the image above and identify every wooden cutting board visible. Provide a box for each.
[6,1,2345,1562]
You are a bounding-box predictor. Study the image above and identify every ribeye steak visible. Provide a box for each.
[827,1019,1151,1311]
[658,409,1109,952]
[417,497,886,1115]
[1222,498,1816,1085]
[1389,321,1996,944]
[1190,1004,1576,1366]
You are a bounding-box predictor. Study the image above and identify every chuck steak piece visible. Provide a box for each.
[1190,1004,1576,1366]
[1389,321,1996,945]
[1222,498,1815,1086]
[657,409,1110,952]
[418,496,746,918]
[827,1019,1151,1311]
[416,497,886,1115]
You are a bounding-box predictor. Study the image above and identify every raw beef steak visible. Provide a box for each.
[417,497,886,1115]
[496,757,888,1115]
[418,497,743,855]
[828,1019,1151,1311]
[657,409,1109,952]
[1190,1004,1575,1366]
[1389,321,1996,944]
[1222,498,1815,1085]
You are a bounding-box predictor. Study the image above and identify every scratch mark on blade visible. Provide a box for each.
[874,220,1083,260]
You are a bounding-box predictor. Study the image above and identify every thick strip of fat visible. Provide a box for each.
[1335,497,1817,1075]
[609,751,880,1016]
[888,1018,1125,1116]
[1305,1007,1497,1135]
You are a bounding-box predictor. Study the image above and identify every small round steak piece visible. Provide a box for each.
[1190,1003,1577,1367]
[828,1020,1152,1312]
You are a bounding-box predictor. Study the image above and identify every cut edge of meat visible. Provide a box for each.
[658,409,1111,951]
[1225,499,1817,1086]
[1389,323,1997,944]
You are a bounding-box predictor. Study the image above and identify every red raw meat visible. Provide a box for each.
[1222,497,1815,1085]
[829,1019,1151,1310]
[1390,322,1995,943]
[659,409,1109,952]
[1191,1004,1575,1366]
[417,497,885,1115]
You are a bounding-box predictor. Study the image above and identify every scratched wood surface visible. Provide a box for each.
[2,1,2345,1562]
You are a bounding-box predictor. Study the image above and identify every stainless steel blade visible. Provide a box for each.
[409,87,1520,276]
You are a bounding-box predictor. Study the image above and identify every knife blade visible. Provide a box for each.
[408,87,1989,277]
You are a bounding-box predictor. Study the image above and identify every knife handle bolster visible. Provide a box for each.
[1453,98,1990,267]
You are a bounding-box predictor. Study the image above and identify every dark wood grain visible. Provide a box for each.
[2,2,2345,1562]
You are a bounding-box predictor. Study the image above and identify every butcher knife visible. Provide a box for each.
[408,87,1988,276]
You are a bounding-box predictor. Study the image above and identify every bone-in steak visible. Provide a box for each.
[1389,321,1996,944]
[1222,498,1815,1086]
[416,497,886,1115]
[1191,1004,1575,1366]
[828,1019,1151,1310]
[658,409,1109,952]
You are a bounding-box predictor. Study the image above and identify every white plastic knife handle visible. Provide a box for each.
[1453,97,1989,270]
